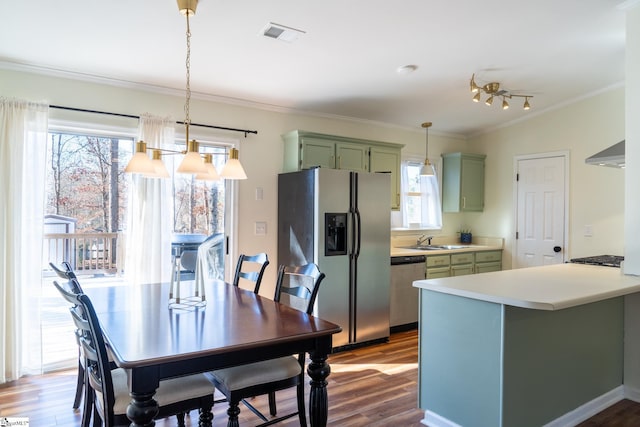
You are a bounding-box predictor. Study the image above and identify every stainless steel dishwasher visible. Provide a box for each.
[390,255,426,331]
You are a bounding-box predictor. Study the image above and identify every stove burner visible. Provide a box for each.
[569,255,624,267]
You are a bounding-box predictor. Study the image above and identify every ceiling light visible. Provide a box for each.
[146,149,170,178]
[195,154,220,181]
[124,141,156,174]
[419,122,434,176]
[470,74,533,110]
[124,0,247,179]
[220,148,247,180]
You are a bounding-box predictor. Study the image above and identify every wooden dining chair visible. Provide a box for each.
[232,252,270,293]
[206,263,326,427]
[49,261,91,426]
[52,281,215,427]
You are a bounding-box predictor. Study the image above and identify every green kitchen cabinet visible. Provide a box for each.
[475,250,503,273]
[282,130,404,210]
[442,152,486,212]
[370,145,401,210]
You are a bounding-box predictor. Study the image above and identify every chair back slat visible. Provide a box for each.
[50,261,77,280]
[274,263,325,315]
[232,253,270,293]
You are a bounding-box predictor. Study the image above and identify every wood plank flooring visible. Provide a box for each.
[1,329,639,426]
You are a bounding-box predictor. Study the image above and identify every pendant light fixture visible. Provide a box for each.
[123,0,247,180]
[420,121,434,176]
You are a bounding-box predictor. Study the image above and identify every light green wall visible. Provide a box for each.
[1,66,626,281]
[0,67,468,296]
[469,87,625,269]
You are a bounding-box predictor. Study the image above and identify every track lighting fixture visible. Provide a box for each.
[469,74,533,110]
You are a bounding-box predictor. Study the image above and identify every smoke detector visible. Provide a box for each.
[262,22,305,43]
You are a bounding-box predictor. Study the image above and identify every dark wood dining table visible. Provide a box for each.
[84,279,342,427]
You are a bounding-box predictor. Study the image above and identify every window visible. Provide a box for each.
[399,160,442,229]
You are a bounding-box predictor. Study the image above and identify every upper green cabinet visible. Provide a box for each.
[282,130,404,210]
[442,152,486,212]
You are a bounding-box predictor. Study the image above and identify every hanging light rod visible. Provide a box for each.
[469,74,533,111]
[49,105,258,137]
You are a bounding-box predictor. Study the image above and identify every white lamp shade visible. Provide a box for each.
[177,151,207,174]
[145,158,171,178]
[125,152,156,174]
[195,162,221,181]
[220,158,247,180]
[420,160,435,176]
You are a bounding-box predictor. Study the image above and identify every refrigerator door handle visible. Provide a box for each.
[354,208,362,258]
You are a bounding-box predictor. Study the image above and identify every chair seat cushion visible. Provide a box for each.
[206,356,302,391]
[105,368,214,415]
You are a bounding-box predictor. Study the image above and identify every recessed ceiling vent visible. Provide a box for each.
[262,22,305,43]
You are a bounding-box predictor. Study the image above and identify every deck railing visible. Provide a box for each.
[44,232,119,275]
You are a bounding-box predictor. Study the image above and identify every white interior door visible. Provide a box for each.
[515,154,568,268]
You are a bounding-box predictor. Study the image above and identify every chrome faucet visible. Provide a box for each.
[417,235,434,246]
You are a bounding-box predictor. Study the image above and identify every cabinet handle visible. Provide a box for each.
[462,196,466,209]
[331,155,335,168]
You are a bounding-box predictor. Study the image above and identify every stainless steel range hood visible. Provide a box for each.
[585,140,625,168]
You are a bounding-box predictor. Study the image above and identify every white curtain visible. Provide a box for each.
[0,98,48,383]
[124,114,174,285]
[400,159,443,229]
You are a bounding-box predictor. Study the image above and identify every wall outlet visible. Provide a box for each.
[255,221,267,235]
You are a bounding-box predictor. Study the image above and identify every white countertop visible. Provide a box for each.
[413,263,640,310]
[391,244,502,257]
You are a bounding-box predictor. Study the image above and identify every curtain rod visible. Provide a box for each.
[49,104,258,137]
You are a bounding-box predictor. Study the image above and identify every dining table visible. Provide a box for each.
[84,279,342,427]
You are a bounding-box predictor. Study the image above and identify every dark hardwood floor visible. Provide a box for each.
[1,329,639,426]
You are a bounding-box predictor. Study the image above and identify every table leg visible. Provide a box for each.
[126,390,159,427]
[307,351,331,427]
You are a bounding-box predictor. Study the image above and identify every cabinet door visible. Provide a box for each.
[301,137,336,169]
[475,262,502,274]
[370,146,401,210]
[443,153,486,212]
[426,266,451,279]
[460,156,485,211]
[451,264,474,276]
[336,142,368,172]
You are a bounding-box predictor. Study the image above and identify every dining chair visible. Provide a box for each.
[232,252,270,294]
[206,263,326,427]
[52,281,215,427]
[49,262,92,421]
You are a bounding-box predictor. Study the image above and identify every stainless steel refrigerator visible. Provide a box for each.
[278,168,390,349]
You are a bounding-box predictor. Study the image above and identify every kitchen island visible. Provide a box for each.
[414,263,640,427]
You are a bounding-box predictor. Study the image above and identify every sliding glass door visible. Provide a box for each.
[41,127,235,371]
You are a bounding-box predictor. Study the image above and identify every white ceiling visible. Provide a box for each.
[0,0,628,137]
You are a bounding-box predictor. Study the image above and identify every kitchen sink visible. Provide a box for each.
[398,244,470,250]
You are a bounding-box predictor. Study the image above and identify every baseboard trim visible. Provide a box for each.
[421,410,462,427]
[624,384,640,402]
[543,386,624,427]
[420,386,625,427]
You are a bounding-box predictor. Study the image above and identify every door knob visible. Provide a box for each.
[553,246,562,253]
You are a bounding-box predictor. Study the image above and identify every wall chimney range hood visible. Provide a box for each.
[585,140,625,168]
